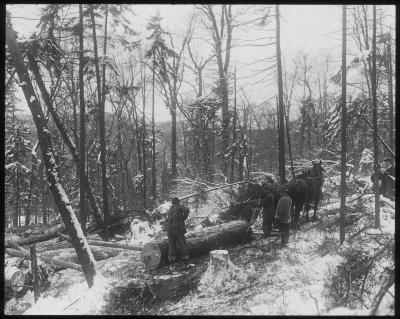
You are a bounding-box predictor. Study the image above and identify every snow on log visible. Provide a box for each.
[155,220,251,267]
[5,223,65,248]
[197,249,256,296]
[86,240,143,252]
[5,248,82,271]
[5,266,25,292]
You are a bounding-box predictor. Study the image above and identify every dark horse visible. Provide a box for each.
[287,161,325,227]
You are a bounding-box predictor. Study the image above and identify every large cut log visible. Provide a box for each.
[5,223,66,249]
[155,220,251,267]
[5,248,82,271]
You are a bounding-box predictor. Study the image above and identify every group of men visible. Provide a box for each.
[164,185,294,269]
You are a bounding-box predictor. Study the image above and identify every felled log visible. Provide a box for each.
[5,223,66,249]
[103,266,205,315]
[5,248,82,271]
[86,240,142,251]
[155,220,251,267]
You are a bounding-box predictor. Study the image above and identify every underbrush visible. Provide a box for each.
[324,233,394,313]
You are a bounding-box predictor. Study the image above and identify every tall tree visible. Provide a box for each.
[6,12,98,288]
[372,5,380,228]
[141,60,147,208]
[200,5,233,178]
[151,51,157,202]
[339,5,347,245]
[275,5,285,182]
[78,3,86,233]
[145,13,187,182]
[90,4,110,240]
[229,66,237,183]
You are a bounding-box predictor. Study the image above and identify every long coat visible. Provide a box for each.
[166,204,190,235]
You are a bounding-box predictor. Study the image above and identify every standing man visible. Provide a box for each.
[166,197,190,269]
[276,185,292,246]
[380,158,395,199]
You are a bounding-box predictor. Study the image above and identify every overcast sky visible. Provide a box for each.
[7,4,395,122]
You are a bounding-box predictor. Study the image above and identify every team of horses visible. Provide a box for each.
[240,161,325,236]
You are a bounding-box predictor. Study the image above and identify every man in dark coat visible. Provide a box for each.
[381,158,395,199]
[276,185,292,246]
[261,182,276,237]
[166,197,190,269]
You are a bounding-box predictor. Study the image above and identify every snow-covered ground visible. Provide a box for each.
[4,178,394,315]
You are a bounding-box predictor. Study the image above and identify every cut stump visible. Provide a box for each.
[197,249,256,296]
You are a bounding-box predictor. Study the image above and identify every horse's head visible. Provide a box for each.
[311,160,325,178]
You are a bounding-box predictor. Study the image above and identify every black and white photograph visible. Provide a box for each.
[4,3,395,315]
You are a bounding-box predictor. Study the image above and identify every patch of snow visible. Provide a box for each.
[24,273,111,315]
[324,306,370,315]
[128,219,157,246]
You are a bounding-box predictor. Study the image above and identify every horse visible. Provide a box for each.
[372,167,395,200]
[287,161,325,227]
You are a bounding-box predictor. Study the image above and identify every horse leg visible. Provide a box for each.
[312,199,319,222]
[304,202,310,223]
[294,202,302,228]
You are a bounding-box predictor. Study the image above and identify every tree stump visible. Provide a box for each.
[197,249,256,296]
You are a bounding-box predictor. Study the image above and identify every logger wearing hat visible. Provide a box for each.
[276,184,292,246]
[166,197,190,269]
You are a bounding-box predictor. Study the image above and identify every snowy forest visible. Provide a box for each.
[4,4,395,315]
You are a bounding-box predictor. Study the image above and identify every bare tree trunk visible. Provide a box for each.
[90,5,110,240]
[15,164,20,226]
[141,63,147,207]
[276,5,285,183]
[339,5,347,245]
[171,103,177,181]
[230,66,237,183]
[386,34,394,152]
[371,5,380,228]
[151,52,157,202]
[79,4,87,232]
[6,15,98,288]
[183,121,187,168]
